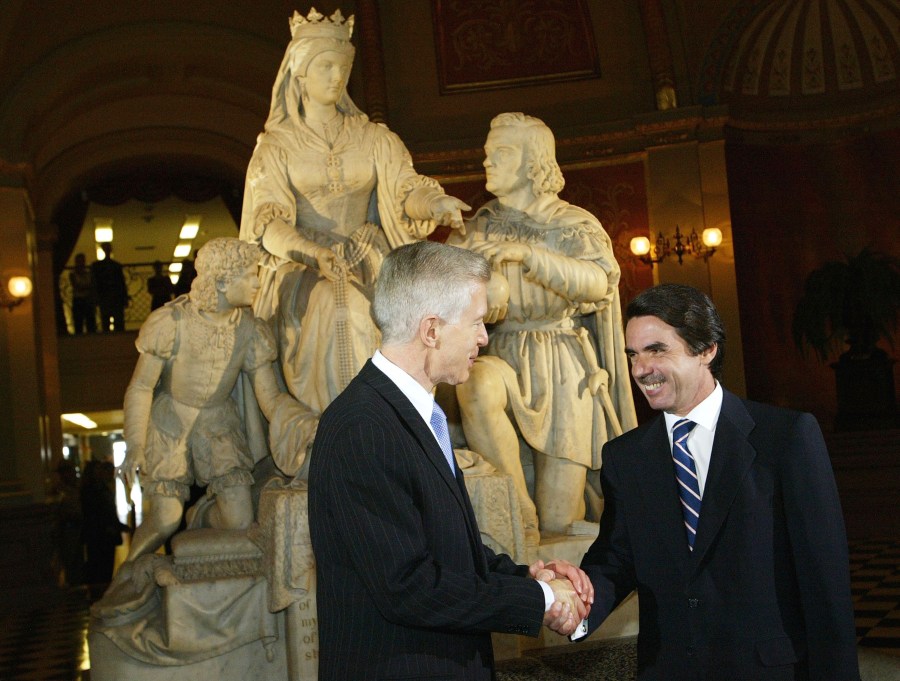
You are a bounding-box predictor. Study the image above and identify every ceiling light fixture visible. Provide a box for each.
[62,413,98,429]
[180,216,201,240]
[94,218,113,243]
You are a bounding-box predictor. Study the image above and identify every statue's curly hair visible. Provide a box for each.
[490,112,564,196]
[189,238,262,311]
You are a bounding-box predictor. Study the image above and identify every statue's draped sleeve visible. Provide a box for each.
[370,122,442,247]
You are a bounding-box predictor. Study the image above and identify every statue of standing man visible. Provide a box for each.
[451,113,637,543]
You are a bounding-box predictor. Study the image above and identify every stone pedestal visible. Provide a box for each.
[89,528,289,681]
[254,480,319,679]
[89,626,288,681]
[88,472,638,680]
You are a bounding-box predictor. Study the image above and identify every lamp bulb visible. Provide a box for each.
[630,236,651,256]
[702,227,723,248]
[8,275,32,299]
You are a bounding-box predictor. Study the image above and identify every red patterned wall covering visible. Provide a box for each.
[558,162,653,307]
[726,129,900,426]
[431,0,600,92]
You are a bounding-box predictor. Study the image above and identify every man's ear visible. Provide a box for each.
[418,314,441,349]
[215,278,227,293]
[699,342,717,367]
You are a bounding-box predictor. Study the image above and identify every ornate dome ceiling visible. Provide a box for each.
[705,0,899,123]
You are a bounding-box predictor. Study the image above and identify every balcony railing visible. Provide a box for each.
[59,263,181,334]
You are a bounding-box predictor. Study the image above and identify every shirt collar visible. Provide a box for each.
[664,382,723,434]
[372,350,435,425]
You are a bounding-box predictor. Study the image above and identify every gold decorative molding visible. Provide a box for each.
[728,102,900,133]
[638,0,678,110]
[413,108,729,176]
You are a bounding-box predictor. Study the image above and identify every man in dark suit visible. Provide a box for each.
[309,240,593,681]
[578,283,859,680]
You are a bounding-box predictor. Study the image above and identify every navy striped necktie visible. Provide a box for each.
[672,418,701,550]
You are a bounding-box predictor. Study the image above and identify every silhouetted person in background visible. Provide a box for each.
[82,460,128,599]
[51,459,84,586]
[92,242,129,332]
[172,249,197,297]
[69,252,97,334]
[147,260,174,310]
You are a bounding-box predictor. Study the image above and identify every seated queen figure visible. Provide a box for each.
[240,7,469,424]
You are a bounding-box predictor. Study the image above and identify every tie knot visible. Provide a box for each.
[673,418,697,442]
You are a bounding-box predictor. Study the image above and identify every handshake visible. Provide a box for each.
[530,559,593,636]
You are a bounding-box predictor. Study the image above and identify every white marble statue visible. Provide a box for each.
[116,237,314,576]
[450,113,637,543]
[90,238,316,679]
[239,7,469,451]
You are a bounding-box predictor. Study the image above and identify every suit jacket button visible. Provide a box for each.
[688,598,699,608]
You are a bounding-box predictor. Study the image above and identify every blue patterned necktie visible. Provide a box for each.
[672,418,701,550]
[430,401,456,471]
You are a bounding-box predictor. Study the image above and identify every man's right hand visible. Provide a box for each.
[542,578,588,635]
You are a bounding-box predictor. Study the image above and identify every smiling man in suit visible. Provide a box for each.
[309,240,593,681]
[578,283,859,680]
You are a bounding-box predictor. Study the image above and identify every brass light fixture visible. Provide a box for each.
[1,274,33,311]
[630,225,722,266]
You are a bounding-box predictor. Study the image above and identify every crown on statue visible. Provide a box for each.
[290,7,354,41]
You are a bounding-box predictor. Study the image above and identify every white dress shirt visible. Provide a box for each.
[372,350,440,441]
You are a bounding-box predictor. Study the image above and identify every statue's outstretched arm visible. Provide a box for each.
[247,363,287,422]
[122,353,165,487]
[249,363,319,477]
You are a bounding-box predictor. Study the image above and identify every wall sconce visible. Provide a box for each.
[1,274,33,311]
[630,225,722,265]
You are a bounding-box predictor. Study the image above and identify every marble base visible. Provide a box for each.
[89,624,288,681]
[89,479,636,679]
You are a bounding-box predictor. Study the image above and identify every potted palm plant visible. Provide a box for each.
[793,247,900,430]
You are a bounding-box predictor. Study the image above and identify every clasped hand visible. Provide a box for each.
[314,247,348,283]
[530,559,593,636]
[467,240,532,268]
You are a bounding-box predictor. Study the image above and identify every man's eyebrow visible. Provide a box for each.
[626,341,668,354]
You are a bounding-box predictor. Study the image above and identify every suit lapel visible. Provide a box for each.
[358,361,470,512]
[690,390,757,569]
[636,416,693,569]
